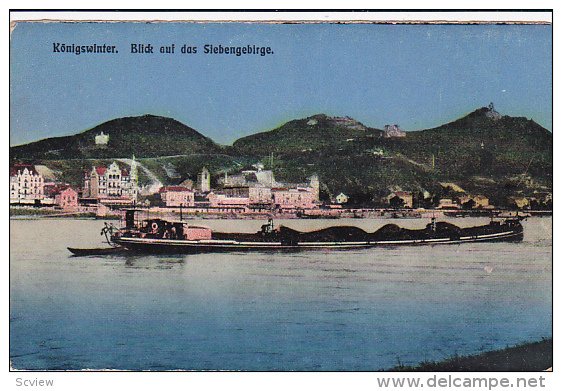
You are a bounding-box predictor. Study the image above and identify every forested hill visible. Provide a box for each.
[10,114,223,160]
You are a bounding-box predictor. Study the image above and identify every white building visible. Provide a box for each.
[83,158,138,201]
[10,164,45,204]
[335,192,349,204]
[95,131,109,145]
[197,167,211,193]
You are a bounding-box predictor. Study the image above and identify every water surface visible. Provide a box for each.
[10,217,552,370]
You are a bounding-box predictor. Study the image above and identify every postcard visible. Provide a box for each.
[9,10,552,375]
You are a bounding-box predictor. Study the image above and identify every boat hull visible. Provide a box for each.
[113,229,523,254]
[67,246,128,256]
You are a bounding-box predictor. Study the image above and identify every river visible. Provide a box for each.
[9,217,552,370]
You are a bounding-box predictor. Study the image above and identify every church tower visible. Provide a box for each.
[130,154,139,201]
[197,167,211,193]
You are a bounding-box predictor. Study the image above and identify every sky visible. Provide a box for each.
[10,21,552,146]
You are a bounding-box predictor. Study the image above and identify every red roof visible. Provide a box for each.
[44,184,75,197]
[159,186,192,193]
[95,167,107,175]
[10,164,38,176]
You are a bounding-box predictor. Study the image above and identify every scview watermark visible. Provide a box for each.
[15,378,54,387]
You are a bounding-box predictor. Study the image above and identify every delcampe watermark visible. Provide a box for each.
[376,375,547,389]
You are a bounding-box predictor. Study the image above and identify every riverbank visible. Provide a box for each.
[9,208,100,219]
[9,205,552,221]
[390,338,552,371]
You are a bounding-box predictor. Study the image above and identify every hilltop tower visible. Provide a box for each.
[485,102,502,120]
[197,167,211,193]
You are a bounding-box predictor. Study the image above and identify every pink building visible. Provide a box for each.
[55,187,79,210]
[249,186,272,204]
[159,186,195,207]
[207,192,250,208]
[272,188,316,209]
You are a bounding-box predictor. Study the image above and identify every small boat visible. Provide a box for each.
[67,222,130,256]
[108,210,524,254]
[67,246,128,256]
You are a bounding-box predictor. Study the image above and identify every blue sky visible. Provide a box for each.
[10,22,552,146]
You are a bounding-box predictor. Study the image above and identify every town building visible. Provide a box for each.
[249,185,273,204]
[272,188,316,210]
[221,169,278,189]
[207,192,250,208]
[335,193,349,204]
[197,167,211,193]
[10,164,45,204]
[159,186,195,207]
[221,168,320,206]
[43,183,77,210]
[437,198,459,209]
[83,159,138,201]
[55,187,79,210]
[223,185,250,198]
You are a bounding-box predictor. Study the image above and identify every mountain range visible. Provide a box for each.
[10,107,552,205]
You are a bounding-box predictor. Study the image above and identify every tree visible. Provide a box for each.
[529,199,540,210]
[389,195,405,209]
[462,199,476,210]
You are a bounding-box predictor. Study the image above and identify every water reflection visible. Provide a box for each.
[124,255,186,269]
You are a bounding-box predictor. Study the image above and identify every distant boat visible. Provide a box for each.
[107,211,524,254]
[296,211,340,219]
